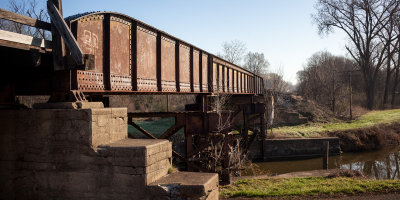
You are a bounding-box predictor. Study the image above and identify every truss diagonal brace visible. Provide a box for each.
[47,0,92,67]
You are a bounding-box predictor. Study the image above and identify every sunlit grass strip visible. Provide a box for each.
[274,109,400,137]
[221,177,400,197]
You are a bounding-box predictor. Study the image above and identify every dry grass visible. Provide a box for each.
[273,109,400,138]
[221,176,400,198]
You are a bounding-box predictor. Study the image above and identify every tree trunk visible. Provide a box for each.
[391,63,400,108]
[383,46,391,107]
[366,80,376,110]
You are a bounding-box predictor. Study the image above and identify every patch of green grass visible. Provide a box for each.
[275,109,400,137]
[221,177,400,197]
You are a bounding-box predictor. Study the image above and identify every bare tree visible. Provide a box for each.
[297,51,357,114]
[264,67,289,93]
[313,0,400,109]
[378,3,400,107]
[0,0,50,39]
[243,51,269,75]
[389,14,400,108]
[218,40,247,66]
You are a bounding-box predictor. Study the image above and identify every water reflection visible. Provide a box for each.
[246,146,400,179]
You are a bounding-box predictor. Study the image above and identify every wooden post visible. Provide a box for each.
[323,141,329,170]
[49,0,65,71]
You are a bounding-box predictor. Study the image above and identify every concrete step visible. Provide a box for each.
[97,139,172,184]
[148,171,219,200]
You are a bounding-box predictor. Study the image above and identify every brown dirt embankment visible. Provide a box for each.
[323,122,400,152]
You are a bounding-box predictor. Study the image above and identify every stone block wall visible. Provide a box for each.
[98,139,172,184]
[0,108,172,199]
[91,108,128,148]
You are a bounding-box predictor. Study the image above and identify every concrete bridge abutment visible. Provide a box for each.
[0,102,218,199]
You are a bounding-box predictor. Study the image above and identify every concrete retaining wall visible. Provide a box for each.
[263,137,341,160]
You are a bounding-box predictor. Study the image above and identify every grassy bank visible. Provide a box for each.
[221,177,400,198]
[274,109,400,138]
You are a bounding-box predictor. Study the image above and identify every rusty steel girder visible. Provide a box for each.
[59,12,265,95]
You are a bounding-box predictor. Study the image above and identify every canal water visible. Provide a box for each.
[245,146,400,179]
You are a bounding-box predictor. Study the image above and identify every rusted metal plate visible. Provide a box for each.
[179,43,190,92]
[193,49,200,92]
[250,76,254,93]
[77,70,105,91]
[161,36,176,92]
[76,15,104,73]
[137,26,157,92]
[186,114,203,135]
[219,64,223,92]
[208,112,233,133]
[223,65,227,92]
[237,72,241,93]
[228,67,233,92]
[110,16,132,91]
[233,70,237,93]
[67,12,265,95]
[212,62,217,92]
[201,53,208,92]
[74,15,106,92]
[243,74,247,93]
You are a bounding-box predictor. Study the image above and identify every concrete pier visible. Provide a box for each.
[0,104,218,199]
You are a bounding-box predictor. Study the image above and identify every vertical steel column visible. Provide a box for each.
[103,13,111,90]
[217,63,220,93]
[131,21,137,91]
[236,70,239,93]
[227,67,230,92]
[222,65,225,92]
[156,32,162,91]
[208,55,213,92]
[199,51,203,92]
[175,40,180,92]
[190,47,194,92]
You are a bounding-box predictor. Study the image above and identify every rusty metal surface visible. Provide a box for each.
[193,49,200,92]
[233,70,237,93]
[110,16,132,91]
[229,68,233,92]
[161,36,176,92]
[71,12,265,95]
[6,11,264,96]
[201,53,208,92]
[76,15,104,73]
[212,63,217,92]
[218,64,223,92]
[179,43,190,92]
[136,25,157,91]
[223,66,228,92]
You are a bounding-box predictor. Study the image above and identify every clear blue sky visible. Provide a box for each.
[1,0,349,84]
